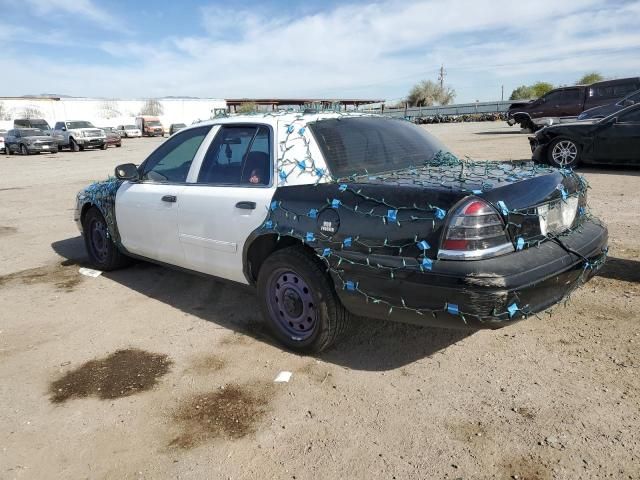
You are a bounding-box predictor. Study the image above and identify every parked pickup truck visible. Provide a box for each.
[507,77,640,131]
[52,121,106,151]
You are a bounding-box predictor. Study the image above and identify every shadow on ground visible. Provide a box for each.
[580,166,640,176]
[598,256,640,284]
[52,236,475,371]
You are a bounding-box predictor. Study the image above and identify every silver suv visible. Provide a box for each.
[52,121,106,152]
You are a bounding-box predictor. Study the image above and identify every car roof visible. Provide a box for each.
[193,111,371,129]
[181,112,379,187]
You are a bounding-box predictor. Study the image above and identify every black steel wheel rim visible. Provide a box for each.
[267,269,317,340]
[89,217,109,263]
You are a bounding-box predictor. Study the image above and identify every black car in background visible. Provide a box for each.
[530,103,640,168]
[169,123,187,135]
[5,128,57,155]
[578,88,640,120]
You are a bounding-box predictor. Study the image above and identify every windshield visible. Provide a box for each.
[174,123,186,128]
[624,90,640,103]
[18,128,42,136]
[147,121,161,126]
[66,121,95,129]
[125,125,136,129]
[308,117,448,177]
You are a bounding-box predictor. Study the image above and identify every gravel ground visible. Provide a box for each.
[1,122,638,480]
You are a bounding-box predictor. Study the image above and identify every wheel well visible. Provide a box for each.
[245,234,316,284]
[80,203,96,226]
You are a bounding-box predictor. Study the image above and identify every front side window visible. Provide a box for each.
[557,89,580,104]
[141,126,211,183]
[197,125,271,185]
[619,108,640,123]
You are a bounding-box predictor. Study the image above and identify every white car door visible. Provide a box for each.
[115,125,213,266]
[177,124,276,283]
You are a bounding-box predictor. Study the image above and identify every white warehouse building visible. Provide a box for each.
[0,97,227,131]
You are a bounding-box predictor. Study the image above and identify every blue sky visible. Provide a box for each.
[2,0,640,103]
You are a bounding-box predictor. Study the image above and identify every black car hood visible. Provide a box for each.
[537,121,598,137]
[508,101,533,110]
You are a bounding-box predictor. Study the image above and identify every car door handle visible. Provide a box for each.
[161,195,177,203]
[235,201,256,210]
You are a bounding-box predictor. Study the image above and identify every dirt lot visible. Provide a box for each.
[1,122,638,480]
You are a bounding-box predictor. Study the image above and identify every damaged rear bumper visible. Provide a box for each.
[330,220,608,329]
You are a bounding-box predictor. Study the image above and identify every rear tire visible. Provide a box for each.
[82,207,131,271]
[547,137,581,168]
[257,246,349,353]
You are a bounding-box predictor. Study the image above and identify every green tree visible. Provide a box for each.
[531,82,554,98]
[407,80,456,107]
[237,102,257,114]
[509,85,535,100]
[576,72,604,85]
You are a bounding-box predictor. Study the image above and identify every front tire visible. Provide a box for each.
[547,137,581,168]
[101,143,107,150]
[69,138,80,152]
[82,208,130,271]
[20,144,29,155]
[257,246,349,353]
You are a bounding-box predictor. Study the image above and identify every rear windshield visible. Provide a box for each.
[308,116,447,177]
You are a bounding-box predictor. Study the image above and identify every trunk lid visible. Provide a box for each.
[347,160,587,253]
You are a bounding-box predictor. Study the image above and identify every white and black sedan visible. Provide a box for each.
[74,113,607,352]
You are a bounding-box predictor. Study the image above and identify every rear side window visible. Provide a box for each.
[309,117,447,177]
[140,126,211,183]
[197,125,271,185]
[590,83,639,99]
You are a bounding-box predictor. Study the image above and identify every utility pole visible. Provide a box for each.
[438,64,446,89]
[501,85,504,101]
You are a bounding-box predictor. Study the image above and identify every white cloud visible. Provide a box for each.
[21,0,125,31]
[2,0,640,100]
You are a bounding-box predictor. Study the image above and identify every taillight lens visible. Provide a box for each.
[439,198,514,260]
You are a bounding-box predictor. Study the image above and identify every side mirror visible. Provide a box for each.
[622,99,635,106]
[115,163,140,181]
[61,127,66,131]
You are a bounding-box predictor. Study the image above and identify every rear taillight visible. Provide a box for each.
[438,198,514,260]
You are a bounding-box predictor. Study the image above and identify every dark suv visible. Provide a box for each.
[508,77,640,130]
